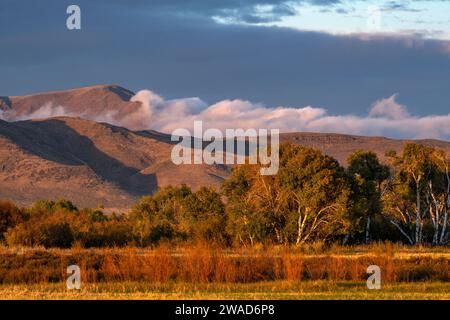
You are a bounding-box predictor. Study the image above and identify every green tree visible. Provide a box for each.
[130,185,192,245]
[182,187,228,244]
[222,165,276,245]
[384,143,449,245]
[223,143,350,245]
[347,151,390,243]
[278,144,350,245]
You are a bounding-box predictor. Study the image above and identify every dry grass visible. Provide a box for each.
[0,281,449,300]
[0,243,448,285]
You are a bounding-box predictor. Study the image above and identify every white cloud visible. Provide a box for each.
[127,90,450,140]
[13,102,78,120]
[2,89,450,140]
[368,94,410,120]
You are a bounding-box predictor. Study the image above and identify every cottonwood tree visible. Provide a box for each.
[223,144,350,245]
[424,150,449,245]
[384,144,449,245]
[277,144,350,245]
[222,165,279,245]
[347,151,390,243]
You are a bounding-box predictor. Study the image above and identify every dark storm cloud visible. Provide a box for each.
[1,0,449,118]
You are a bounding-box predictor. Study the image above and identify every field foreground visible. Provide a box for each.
[0,281,449,300]
[0,245,448,300]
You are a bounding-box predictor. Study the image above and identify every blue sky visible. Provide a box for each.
[1,1,450,139]
[233,0,450,40]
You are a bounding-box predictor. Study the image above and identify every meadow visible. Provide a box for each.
[0,243,448,300]
[1,281,449,300]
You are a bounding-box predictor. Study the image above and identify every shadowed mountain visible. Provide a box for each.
[0,117,228,209]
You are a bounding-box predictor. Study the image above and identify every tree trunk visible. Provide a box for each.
[249,234,254,246]
[415,185,421,244]
[440,195,449,244]
[440,167,450,244]
[432,202,440,245]
[390,220,414,245]
[296,207,308,246]
[296,211,303,245]
[433,226,439,245]
[343,234,350,246]
[365,216,371,244]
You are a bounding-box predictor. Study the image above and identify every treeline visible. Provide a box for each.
[0,143,449,248]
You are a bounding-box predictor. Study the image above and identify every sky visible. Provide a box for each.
[249,0,450,40]
[1,0,450,139]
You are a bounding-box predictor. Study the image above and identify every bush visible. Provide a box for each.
[40,221,74,248]
[0,200,25,241]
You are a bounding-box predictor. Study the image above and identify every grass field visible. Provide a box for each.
[0,281,449,300]
[0,244,448,300]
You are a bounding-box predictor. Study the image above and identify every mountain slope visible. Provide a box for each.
[280,132,450,164]
[0,85,143,129]
[0,117,228,209]
[2,116,450,209]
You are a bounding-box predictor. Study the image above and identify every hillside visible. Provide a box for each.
[0,117,228,209]
[0,85,138,124]
[280,132,450,165]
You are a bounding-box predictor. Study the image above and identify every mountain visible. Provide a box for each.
[1,85,133,118]
[0,85,144,128]
[280,132,450,164]
[1,85,450,209]
[0,117,228,210]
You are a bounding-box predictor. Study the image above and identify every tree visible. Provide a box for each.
[40,220,74,248]
[223,143,350,245]
[5,210,75,248]
[384,143,449,245]
[347,151,390,243]
[424,149,449,245]
[130,185,192,245]
[222,165,280,245]
[182,187,228,244]
[0,200,25,241]
[277,144,349,245]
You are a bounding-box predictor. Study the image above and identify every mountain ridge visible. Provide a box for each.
[0,85,141,127]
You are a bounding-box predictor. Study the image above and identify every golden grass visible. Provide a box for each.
[0,281,448,300]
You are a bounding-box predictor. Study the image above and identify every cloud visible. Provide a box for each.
[103,0,340,23]
[368,94,410,120]
[11,102,78,121]
[120,90,450,140]
[382,1,423,13]
[2,89,450,140]
[125,90,207,130]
